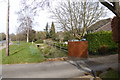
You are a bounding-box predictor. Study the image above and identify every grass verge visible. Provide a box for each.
[99,69,119,79]
[1,41,45,64]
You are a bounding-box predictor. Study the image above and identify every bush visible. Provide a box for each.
[39,44,67,58]
[98,45,108,55]
[85,31,118,55]
[35,40,43,44]
[42,46,51,56]
[54,43,68,49]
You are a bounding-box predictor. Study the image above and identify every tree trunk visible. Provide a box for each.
[115,2,120,63]
[115,2,120,17]
[118,43,120,63]
[27,31,29,43]
[6,0,10,56]
[26,17,29,43]
[100,1,120,61]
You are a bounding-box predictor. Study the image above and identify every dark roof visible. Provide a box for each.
[87,18,112,33]
[94,22,111,32]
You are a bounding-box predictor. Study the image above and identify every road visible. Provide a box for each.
[0,41,13,50]
[2,61,86,78]
[0,41,6,50]
[2,54,118,78]
[0,41,6,44]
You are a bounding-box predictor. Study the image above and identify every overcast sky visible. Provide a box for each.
[0,0,115,34]
[0,0,54,34]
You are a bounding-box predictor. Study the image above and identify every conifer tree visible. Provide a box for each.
[45,23,50,39]
[50,22,56,40]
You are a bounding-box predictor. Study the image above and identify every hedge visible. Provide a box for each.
[85,31,118,55]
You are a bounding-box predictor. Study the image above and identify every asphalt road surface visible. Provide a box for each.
[2,54,118,78]
[0,42,13,50]
[2,61,86,78]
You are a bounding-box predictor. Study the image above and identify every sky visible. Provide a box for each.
[0,0,20,34]
[0,0,115,34]
[0,0,54,34]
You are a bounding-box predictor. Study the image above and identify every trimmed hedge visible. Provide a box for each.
[85,31,118,55]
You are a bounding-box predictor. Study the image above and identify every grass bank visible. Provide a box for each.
[1,41,45,64]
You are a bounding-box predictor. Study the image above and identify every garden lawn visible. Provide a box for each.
[1,42,45,64]
[100,69,119,79]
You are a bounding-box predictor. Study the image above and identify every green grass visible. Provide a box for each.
[0,41,67,64]
[1,41,45,64]
[100,70,119,79]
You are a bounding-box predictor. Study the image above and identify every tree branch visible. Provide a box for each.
[99,0,118,17]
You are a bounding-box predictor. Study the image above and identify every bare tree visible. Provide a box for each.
[6,0,10,56]
[50,0,106,40]
[17,0,50,42]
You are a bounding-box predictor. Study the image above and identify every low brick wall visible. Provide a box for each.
[68,41,88,58]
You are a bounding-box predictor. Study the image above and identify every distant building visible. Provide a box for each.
[87,18,112,33]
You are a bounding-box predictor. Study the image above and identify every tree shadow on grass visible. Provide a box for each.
[10,47,26,56]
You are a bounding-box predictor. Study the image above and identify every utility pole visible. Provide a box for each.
[6,0,10,56]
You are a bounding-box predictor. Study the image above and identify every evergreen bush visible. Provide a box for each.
[85,31,118,55]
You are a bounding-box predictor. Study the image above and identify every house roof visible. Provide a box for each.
[87,18,112,32]
[94,21,111,32]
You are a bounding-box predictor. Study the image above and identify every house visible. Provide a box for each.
[87,18,112,33]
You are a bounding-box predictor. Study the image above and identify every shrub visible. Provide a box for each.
[42,46,51,56]
[98,45,108,55]
[35,39,43,44]
[54,43,68,49]
[40,44,67,58]
[85,31,118,55]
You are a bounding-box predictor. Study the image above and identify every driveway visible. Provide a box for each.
[2,61,86,78]
[2,54,118,78]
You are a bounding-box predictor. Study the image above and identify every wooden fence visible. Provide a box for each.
[44,40,68,52]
